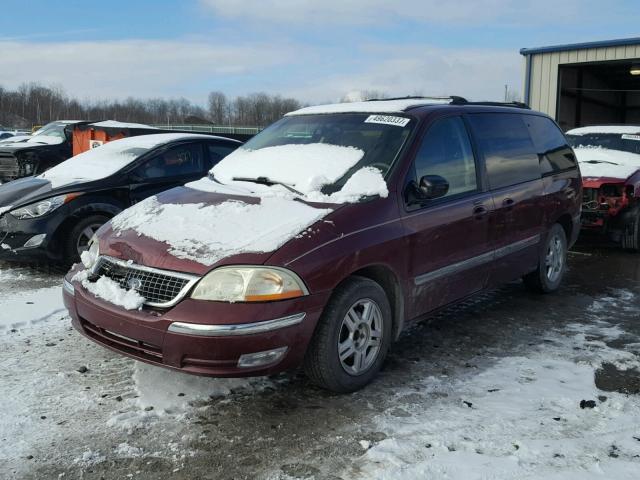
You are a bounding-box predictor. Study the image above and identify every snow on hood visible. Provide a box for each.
[287,98,449,116]
[38,133,209,189]
[25,135,64,145]
[568,125,640,135]
[190,143,389,204]
[110,195,332,266]
[575,147,640,180]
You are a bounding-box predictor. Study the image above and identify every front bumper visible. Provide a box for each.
[64,268,330,377]
[0,211,62,262]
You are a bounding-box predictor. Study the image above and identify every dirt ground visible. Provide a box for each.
[1,243,639,479]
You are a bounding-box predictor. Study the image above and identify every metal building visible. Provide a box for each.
[521,37,640,130]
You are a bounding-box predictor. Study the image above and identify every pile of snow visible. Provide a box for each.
[568,125,640,135]
[111,195,332,266]
[81,276,145,310]
[38,133,209,189]
[287,98,449,116]
[575,147,640,179]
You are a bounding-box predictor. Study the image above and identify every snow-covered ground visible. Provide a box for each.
[1,247,639,479]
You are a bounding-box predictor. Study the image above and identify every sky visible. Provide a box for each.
[0,0,638,106]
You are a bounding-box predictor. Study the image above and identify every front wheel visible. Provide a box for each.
[63,215,110,265]
[304,276,392,393]
[621,209,640,252]
[523,223,568,293]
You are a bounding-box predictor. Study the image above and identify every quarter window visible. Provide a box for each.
[468,113,540,190]
[413,116,478,198]
[524,115,577,174]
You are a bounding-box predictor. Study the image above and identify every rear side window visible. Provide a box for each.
[413,116,478,198]
[468,113,540,190]
[524,115,577,174]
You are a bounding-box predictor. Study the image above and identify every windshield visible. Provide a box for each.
[567,133,640,155]
[211,113,414,196]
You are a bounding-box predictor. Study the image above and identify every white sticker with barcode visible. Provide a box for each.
[364,114,410,127]
[622,134,640,141]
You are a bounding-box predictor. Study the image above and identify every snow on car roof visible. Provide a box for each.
[567,125,640,135]
[575,146,640,180]
[88,120,157,129]
[39,133,217,189]
[286,98,450,116]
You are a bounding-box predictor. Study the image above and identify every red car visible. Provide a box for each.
[63,98,581,392]
[566,126,640,251]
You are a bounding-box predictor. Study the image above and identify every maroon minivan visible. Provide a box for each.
[63,97,582,392]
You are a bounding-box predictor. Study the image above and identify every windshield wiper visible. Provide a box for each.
[232,176,304,196]
[582,160,619,165]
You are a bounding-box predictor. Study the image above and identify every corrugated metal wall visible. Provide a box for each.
[525,44,640,117]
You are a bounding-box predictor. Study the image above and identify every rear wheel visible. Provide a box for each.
[63,215,109,265]
[621,209,640,252]
[304,276,392,393]
[523,223,567,293]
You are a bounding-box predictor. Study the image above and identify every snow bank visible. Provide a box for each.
[568,125,640,135]
[111,195,332,266]
[212,143,365,194]
[575,147,640,179]
[81,276,145,310]
[287,98,449,116]
[38,133,210,189]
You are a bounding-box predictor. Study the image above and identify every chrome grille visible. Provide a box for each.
[93,256,199,307]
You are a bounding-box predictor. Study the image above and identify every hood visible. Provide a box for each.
[575,147,640,186]
[99,186,339,275]
[0,176,54,210]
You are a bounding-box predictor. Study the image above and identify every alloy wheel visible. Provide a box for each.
[337,298,383,375]
[545,234,565,282]
[76,223,102,256]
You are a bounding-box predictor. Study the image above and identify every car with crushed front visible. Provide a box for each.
[63,97,582,393]
[0,133,241,264]
[566,125,640,250]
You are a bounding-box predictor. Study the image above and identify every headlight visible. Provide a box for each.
[81,235,100,270]
[10,193,79,219]
[191,266,309,302]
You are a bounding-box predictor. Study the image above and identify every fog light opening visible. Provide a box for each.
[237,346,288,368]
[23,234,46,248]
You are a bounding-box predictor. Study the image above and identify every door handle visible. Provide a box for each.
[502,198,515,210]
[473,205,488,219]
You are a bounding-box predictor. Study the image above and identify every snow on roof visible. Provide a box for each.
[287,98,450,116]
[39,133,212,189]
[567,125,640,135]
[89,120,156,129]
[575,146,640,179]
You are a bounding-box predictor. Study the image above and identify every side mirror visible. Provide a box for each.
[417,174,449,200]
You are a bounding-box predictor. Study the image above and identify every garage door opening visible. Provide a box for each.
[557,60,640,130]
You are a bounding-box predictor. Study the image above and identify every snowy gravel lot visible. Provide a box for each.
[1,246,639,480]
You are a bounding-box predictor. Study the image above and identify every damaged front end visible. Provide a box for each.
[581,176,639,244]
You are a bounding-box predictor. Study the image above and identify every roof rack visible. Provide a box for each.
[364,95,530,109]
[449,98,531,109]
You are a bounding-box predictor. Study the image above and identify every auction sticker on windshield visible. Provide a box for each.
[364,115,410,127]
[622,134,640,141]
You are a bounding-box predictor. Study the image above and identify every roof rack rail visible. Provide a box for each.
[365,95,467,103]
[449,98,531,109]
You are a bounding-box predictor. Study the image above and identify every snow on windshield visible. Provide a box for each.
[39,133,203,189]
[111,195,332,266]
[212,143,364,194]
[575,146,640,179]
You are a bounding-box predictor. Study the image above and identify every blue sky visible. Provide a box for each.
[1,0,638,105]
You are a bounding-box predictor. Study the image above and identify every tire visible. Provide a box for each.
[621,209,640,252]
[523,223,568,293]
[63,214,110,265]
[304,276,392,393]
